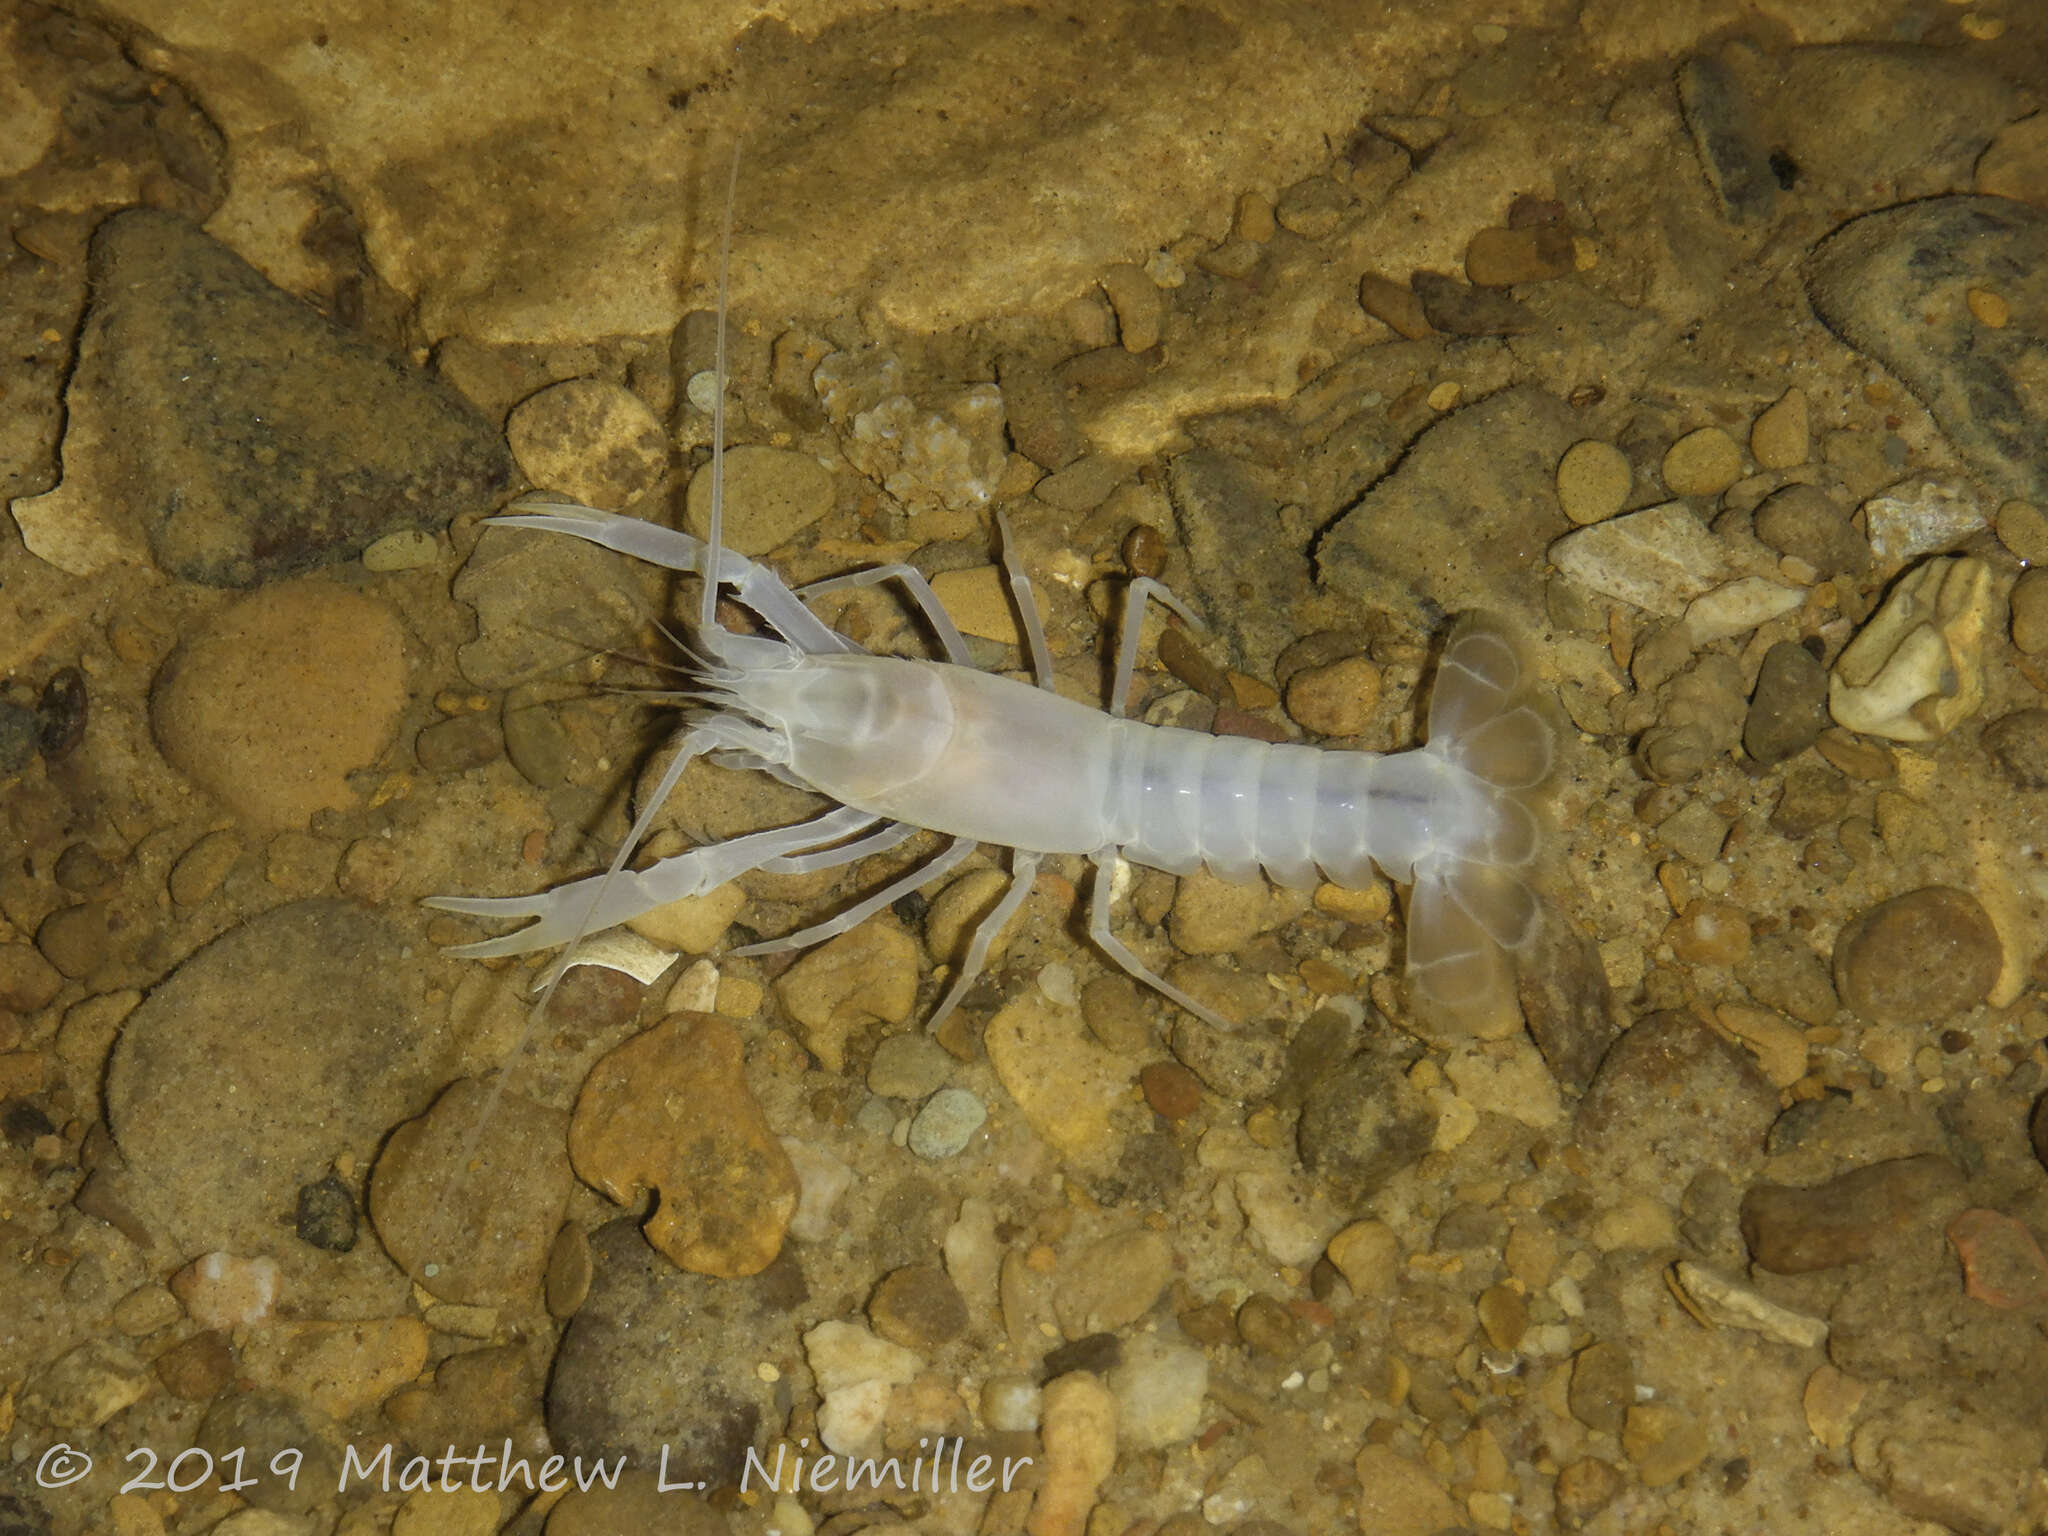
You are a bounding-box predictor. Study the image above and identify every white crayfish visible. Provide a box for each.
[430,235,1553,1030]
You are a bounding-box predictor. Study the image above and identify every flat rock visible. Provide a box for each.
[150,581,407,831]
[1574,1010,1778,1194]
[369,1076,573,1305]
[1549,502,1732,617]
[568,1012,798,1277]
[547,1218,800,1471]
[106,900,445,1259]
[984,988,1128,1175]
[1740,1154,1965,1274]
[1319,384,1575,623]
[9,209,512,584]
[1807,196,2048,505]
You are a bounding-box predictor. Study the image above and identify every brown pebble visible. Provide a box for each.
[1160,625,1232,703]
[1358,272,1434,339]
[545,1223,592,1319]
[0,942,65,1012]
[1463,225,1575,286]
[868,1264,969,1351]
[1741,1154,1963,1273]
[415,713,503,773]
[1832,886,2002,1025]
[155,1329,236,1399]
[169,829,243,906]
[1139,1061,1203,1120]
[1123,522,1166,578]
[1476,1282,1527,1349]
[1284,655,1382,737]
[36,903,108,979]
[1666,900,1751,967]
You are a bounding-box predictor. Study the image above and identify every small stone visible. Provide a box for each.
[908,1088,986,1159]
[867,1031,953,1099]
[1357,272,1433,339]
[1983,709,2048,790]
[0,942,63,1012]
[23,1340,151,1430]
[391,1489,500,1536]
[1053,1230,1172,1337]
[1031,1373,1118,1536]
[923,867,1019,968]
[1555,1457,1624,1525]
[1753,483,1870,575]
[1967,286,2010,328]
[773,918,919,1074]
[1714,1004,1809,1088]
[1624,1401,1710,1487]
[1555,439,1632,525]
[1106,1334,1206,1450]
[930,564,1043,650]
[360,528,439,572]
[569,1012,798,1278]
[1833,886,2002,1024]
[1169,867,1274,955]
[153,1330,235,1399]
[35,903,107,979]
[1326,1219,1401,1296]
[1549,502,1732,616]
[1802,1365,1868,1451]
[1411,270,1536,336]
[804,1318,923,1451]
[1684,575,1803,642]
[1995,499,2048,563]
[294,1172,358,1252]
[1354,1445,1460,1536]
[2014,569,2048,654]
[1976,113,2048,206]
[868,1264,968,1351]
[1675,54,1775,224]
[1750,388,1810,468]
[1744,641,1830,765]
[1736,933,1839,1026]
[1741,1154,1964,1273]
[1662,427,1744,498]
[241,1317,430,1421]
[1568,1340,1635,1434]
[1463,225,1575,286]
[1947,1207,2048,1307]
[984,989,1125,1172]
[683,445,835,555]
[111,1282,182,1337]
[1100,263,1165,352]
[1284,655,1381,736]
[414,713,502,773]
[1139,1061,1202,1119]
[507,377,668,509]
[1080,973,1151,1053]
[1861,477,1987,568]
[545,1224,592,1319]
[1170,1015,1285,1101]
[1476,1282,1527,1349]
[151,583,407,831]
[170,1251,279,1331]
[1274,175,1352,237]
[624,881,745,953]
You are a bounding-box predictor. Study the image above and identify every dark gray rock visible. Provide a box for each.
[58,209,514,586]
[1753,483,1869,576]
[1807,197,2048,505]
[1744,641,1829,765]
[1297,1047,1433,1203]
[1676,54,1776,224]
[1982,708,2048,791]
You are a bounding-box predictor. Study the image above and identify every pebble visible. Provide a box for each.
[1555,439,1632,525]
[0,941,63,1013]
[981,1374,1042,1432]
[1100,263,1165,352]
[548,1218,792,1470]
[930,564,1043,650]
[1625,1400,1710,1487]
[1995,498,2048,563]
[1662,426,1745,498]
[867,1031,954,1098]
[683,445,835,555]
[2011,569,2048,654]
[1355,1445,1460,1535]
[1357,272,1434,339]
[1052,1230,1172,1337]
[1079,973,1151,1053]
[195,1390,343,1516]
[984,989,1125,1172]
[1977,113,2048,205]
[1463,225,1575,286]
[545,1223,593,1318]
[151,582,407,830]
[371,1076,573,1303]
[1411,270,1537,336]
[391,1490,500,1536]
[1740,1154,1963,1273]
[242,1317,430,1421]
[154,1330,235,1400]
[804,1318,923,1453]
[568,1012,798,1277]
[1283,654,1381,736]
[1752,483,1870,575]
[1750,387,1810,468]
[1297,1048,1434,1203]
[1983,709,2048,790]
[414,713,501,773]
[35,902,107,979]
[1674,53,1775,224]
[1736,933,1839,1026]
[1031,1372,1119,1536]
[1274,175,1352,237]
[507,377,667,509]
[452,526,643,690]
[1549,502,1732,616]
[923,867,1016,967]
[1106,1334,1206,1450]
[1861,476,1987,568]
[1325,1218,1401,1296]
[1832,886,2002,1025]
[108,900,442,1257]
[1829,556,1994,742]
[1744,641,1830,765]
[867,1264,968,1350]
[907,1087,986,1159]
[110,1282,181,1337]
[360,528,439,571]
[773,918,919,1073]
[1684,574,1802,642]
[624,881,745,953]
[1139,1060,1202,1119]
[1714,1004,1809,1088]
[1170,1015,1285,1101]
[24,1340,152,1432]
[1574,1010,1778,1195]
[7,210,511,584]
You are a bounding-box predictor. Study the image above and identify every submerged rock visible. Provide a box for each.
[1828,557,1995,742]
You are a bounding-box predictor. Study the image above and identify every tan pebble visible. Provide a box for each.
[717,973,764,1017]
[2011,569,2048,654]
[107,618,158,665]
[241,1317,430,1421]
[108,1494,164,1536]
[337,837,404,904]
[984,989,1125,1170]
[570,1012,799,1277]
[1995,499,2048,564]
[1029,1372,1118,1536]
[925,867,1018,966]
[1662,427,1744,498]
[1555,439,1632,525]
[1170,866,1272,955]
[1355,1445,1460,1534]
[1975,113,2048,205]
[1960,12,2006,39]
[1233,190,1275,243]
[507,377,667,510]
[1227,671,1279,710]
[1100,263,1165,353]
[545,1223,592,1319]
[1426,381,1462,412]
[361,528,439,572]
[1624,1401,1709,1486]
[774,919,919,1073]
[1815,728,1895,780]
[1463,225,1575,286]
[1715,1003,1808,1087]
[392,1487,501,1536]
[931,565,1043,649]
[684,445,834,557]
[1358,272,1434,339]
[168,828,242,906]
[625,881,745,953]
[1476,1282,1527,1349]
[1285,654,1382,736]
[1326,1218,1401,1295]
[1298,957,1352,996]
[1967,286,2009,327]
[1749,387,1810,469]
[1314,880,1391,923]
[1802,1364,1867,1450]
[1667,900,1751,966]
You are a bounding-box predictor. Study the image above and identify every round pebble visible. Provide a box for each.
[907,1087,985,1159]
[1284,655,1382,736]
[1667,900,1751,966]
[1753,483,1870,575]
[1749,388,1810,469]
[1995,499,2048,564]
[1139,1061,1202,1119]
[980,1374,1042,1432]
[1464,225,1575,286]
[1662,427,1744,498]
[684,445,835,556]
[866,1031,954,1099]
[506,377,668,509]
[35,903,107,979]
[1832,886,2002,1026]
[2011,569,2048,655]
[1555,440,1632,525]
[1982,709,2048,791]
[1743,641,1829,765]
[867,1264,968,1351]
[1100,263,1165,352]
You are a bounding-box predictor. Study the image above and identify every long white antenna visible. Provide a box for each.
[701,145,740,634]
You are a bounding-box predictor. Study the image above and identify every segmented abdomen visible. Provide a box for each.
[1101,720,1482,891]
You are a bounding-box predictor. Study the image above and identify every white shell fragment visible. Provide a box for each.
[545,929,679,987]
[1828,556,1996,742]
